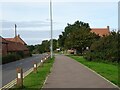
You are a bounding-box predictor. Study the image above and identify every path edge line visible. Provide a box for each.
[67,55,120,89]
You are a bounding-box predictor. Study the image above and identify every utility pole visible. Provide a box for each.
[50,0,53,58]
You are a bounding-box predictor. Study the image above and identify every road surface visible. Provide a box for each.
[2,54,46,87]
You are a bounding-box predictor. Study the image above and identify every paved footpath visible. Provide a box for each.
[43,55,118,88]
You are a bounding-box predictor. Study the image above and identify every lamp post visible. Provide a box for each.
[50,0,53,58]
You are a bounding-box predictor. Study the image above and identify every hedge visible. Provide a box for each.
[2,54,21,64]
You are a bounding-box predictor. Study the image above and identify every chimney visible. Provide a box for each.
[18,34,20,37]
[15,24,17,37]
[107,26,110,31]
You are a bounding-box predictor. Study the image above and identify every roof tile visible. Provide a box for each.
[91,28,110,36]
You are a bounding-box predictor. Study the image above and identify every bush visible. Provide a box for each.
[84,31,119,63]
[17,51,24,58]
[25,52,32,57]
[29,52,32,57]
[2,54,21,64]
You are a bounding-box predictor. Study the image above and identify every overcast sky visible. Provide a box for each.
[0,0,119,45]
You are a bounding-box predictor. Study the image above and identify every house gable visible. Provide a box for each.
[14,35,27,45]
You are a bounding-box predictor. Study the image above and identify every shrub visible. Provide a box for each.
[84,31,119,63]
[2,54,21,64]
[17,51,24,58]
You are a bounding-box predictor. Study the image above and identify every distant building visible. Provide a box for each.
[91,26,110,37]
[67,49,76,54]
[0,35,29,56]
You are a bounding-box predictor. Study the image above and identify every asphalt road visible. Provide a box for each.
[43,55,118,89]
[2,54,46,87]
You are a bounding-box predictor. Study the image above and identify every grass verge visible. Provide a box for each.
[14,57,54,90]
[69,55,118,86]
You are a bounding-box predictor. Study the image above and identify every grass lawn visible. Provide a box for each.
[69,55,118,86]
[15,57,54,89]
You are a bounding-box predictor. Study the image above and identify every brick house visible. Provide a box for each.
[0,37,8,56]
[0,35,29,56]
[91,26,110,37]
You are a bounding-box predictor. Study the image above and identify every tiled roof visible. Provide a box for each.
[14,35,27,45]
[5,38,14,42]
[91,28,110,36]
[5,35,27,45]
[0,37,8,44]
[7,41,28,52]
[1,35,29,52]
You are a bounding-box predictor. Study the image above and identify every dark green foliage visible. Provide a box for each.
[29,39,58,54]
[2,51,31,64]
[17,51,24,58]
[28,52,32,57]
[52,39,58,51]
[2,53,21,64]
[41,40,50,52]
[84,31,119,63]
[58,20,119,64]
[58,20,100,54]
[27,45,35,53]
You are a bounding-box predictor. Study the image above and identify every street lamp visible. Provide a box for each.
[50,0,53,58]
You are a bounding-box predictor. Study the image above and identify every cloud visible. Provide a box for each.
[1,20,52,28]
[2,27,63,32]
[1,20,63,32]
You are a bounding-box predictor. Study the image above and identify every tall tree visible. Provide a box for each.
[58,20,99,54]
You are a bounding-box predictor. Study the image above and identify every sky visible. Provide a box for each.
[0,0,119,45]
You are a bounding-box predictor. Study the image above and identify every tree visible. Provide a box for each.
[58,35,65,48]
[42,40,50,52]
[58,20,100,54]
[27,45,35,53]
[52,39,58,51]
